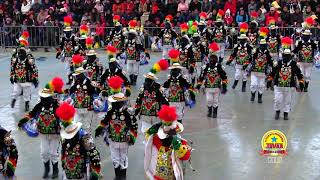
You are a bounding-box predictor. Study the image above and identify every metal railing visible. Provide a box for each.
[1,26,319,49]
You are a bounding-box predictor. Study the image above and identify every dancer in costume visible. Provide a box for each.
[266,17,281,62]
[226,22,252,92]
[10,31,39,111]
[18,77,64,179]
[248,11,259,50]
[57,103,102,180]
[157,15,178,59]
[144,105,191,180]
[267,37,304,120]
[56,16,76,63]
[197,42,228,118]
[212,9,226,63]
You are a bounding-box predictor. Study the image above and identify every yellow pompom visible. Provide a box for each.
[153,63,161,73]
[177,145,188,158]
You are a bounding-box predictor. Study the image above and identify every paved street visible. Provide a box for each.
[1,50,320,180]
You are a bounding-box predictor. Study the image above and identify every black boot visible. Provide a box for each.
[129,75,134,85]
[114,167,121,180]
[207,106,212,117]
[304,82,309,92]
[120,168,127,180]
[232,80,238,89]
[212,107,218,118]
[43,161,50,179]
[258,93,263,103]
[275,110,280,120]
[20,91,23,96]
[242,81,247,92]
[178,119,182,124]
[51,162,59,179]
[250,92,256,102]
[25,101,30,112]
[219,57,223,63]
[134,75,138,85]
[11,99,16,108]
[284,112,289,120]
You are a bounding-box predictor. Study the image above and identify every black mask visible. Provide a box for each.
[282,54,291,63]
[143,78,154,90]
[128,33,136,40]
[18,49,27,60]
[302,35,310,42]
[171,68,181,78]
[181,38,189,47]
[87,55,96,63]
[239,39,246,45]
[260,44,267,51]
[165,22,171,29]
[109,62,117,72]
[199,25,205,32]
[111,101,126,110]
[80,39,86,49]
[216,22,222,28]
[115,26,121,32]
[210,55,218,65]
[271,30,276,36]
[64,31,71,39]
[41,96,54,108]
[192,37,200,44]
[75,73,86,84]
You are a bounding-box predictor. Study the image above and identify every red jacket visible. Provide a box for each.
[121,2,135,14]
[224,0,236,17]
[265,11,280,25]
[112,3,122,15]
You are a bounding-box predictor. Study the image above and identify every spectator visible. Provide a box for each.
[303,5,314,19]
[256,9,265,26]
[94,0,104,13]
[316,5,320,26]
[140,0,152,14]
[83,0,95,14]
[44,15,55,51]
[165,0,178,16]
[177,0,188,13]
[31,0,42,15]
[43,0,52,10]
[236,0,247,12]
[224,0,236,17]
[122,0,135,18]
[21,0,32,15]
[290,7,303,26]
[189,0,201,12]
[112,0,122,15]
[224,9,233,26]
[281,5,291,26]
[37,9,47,25]
[247,0,257,14]
[201,0,212,13]
[236,7,249,25]
[71,0,83,23]
[265,7,280,24]
[103,0,112,14]
[257,0,268,12]
[212,0,224,12]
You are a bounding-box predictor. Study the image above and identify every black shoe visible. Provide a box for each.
[134,75,138,85]
[242,81,247,92]
[120,168,126,180]
[219,57,223,63]
[250,92,256,102]
[207,106,212,117]
[114,167,121,180]
[212,107,218,118]
[43,161,50,179]
[304,82,309,92]
[129,75,134,85]
[232,80,238,89]
[20,91,23,96]
[11,99,16,108]
[258,93,263,103]
[284,112,289,120]
[51,162,59,179]
[275,110,280,120]
[25,101,30,112]
[177,119,182,124]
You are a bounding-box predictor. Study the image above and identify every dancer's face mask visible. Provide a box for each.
[144,78,154,89]
[302,35,310,42]
[64,31,72,39]
[18,49,27,60]
[171,69,181,78]
[260,44,267,51]
[199,25,205,32]
[87,55,96,63]
[282,54,291,63]
[109,62,117,72]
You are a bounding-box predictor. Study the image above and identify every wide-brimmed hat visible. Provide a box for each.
[302,29,312,35]
[86,49,96,56]
[259,39,267,44]
[56,102,80,139]
[169,63,183,70]
[108,92,128,103]
[283,48,291,54]
[238,33,248,39]
[60,122,82,139]
[38,88,54,98]
[143,72,158,80]
[72,67,86,76]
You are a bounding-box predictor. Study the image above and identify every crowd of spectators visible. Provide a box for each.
[1,0,320,47]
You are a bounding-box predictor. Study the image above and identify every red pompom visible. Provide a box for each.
[86,37,94,45]
[158,59,169,71]
[56,102,76,121]
[218,9,224,16]
[179,148,191,161]
[168,49,180,59]
[64,15,73,23]
[180,23,189,30]
[305,17,314,25]
[199,12,207,19]
[166,15,173,21]
[209,42,220,52]
[128,20,137,27]
[239,22,248,30]
[157,105,177,123]
[80,24,88,31]
[21,31,29,39]
[113,15,121,21]
[106,45,117,53]
[281,37,292,45]
[72,54,84,65]
[259,27,269,34]
[51,77,64,93]
[108,76,124,90]
[250,11,258,18]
